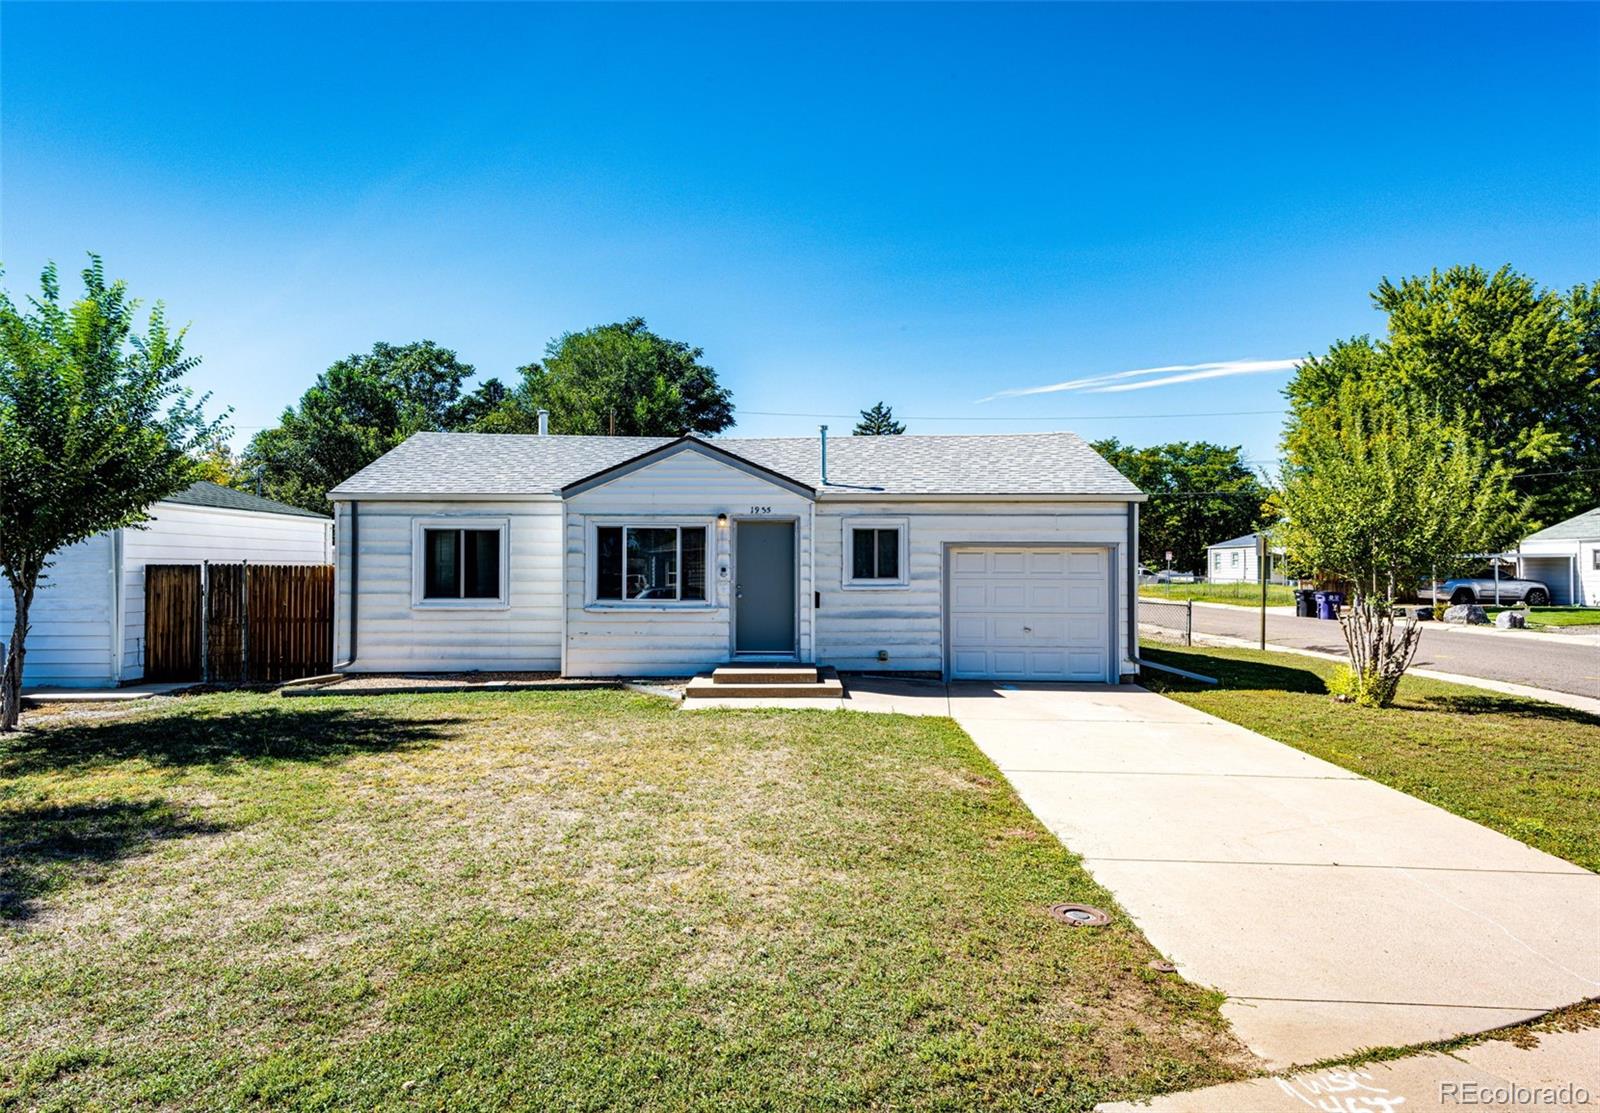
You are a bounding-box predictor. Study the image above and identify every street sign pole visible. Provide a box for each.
[1257,534,1268,651]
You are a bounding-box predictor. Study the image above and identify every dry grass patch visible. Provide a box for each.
[2,689,1250,1109]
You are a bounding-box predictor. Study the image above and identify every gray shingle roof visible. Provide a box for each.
[327,431,1142,499]
[1522,506,1600,544]
[1208,532,1264,550]
[162,480,329,519]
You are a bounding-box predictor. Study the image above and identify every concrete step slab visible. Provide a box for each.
[711,666,819,684]
[684,677,843,700]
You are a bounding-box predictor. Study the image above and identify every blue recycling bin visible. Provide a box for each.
[1314,591,1344,620]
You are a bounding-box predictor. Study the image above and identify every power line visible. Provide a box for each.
[1144,463,1600,497]
[740,407,1286,422]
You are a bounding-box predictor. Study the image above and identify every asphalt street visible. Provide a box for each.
[1142,601,1600,700]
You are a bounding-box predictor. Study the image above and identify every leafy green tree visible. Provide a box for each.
[853,401,905,435]
[243,341,474,510]
[1287,266,1599,527]
[0,258,225,730]
[193,439,249,489]
[1277,382,1523,706]
[487,318,733,437]
[1091,439,1271,572]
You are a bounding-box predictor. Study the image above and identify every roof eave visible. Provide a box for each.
[814,490,1146,503]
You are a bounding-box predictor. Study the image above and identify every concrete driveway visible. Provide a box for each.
[934,681,1600,1069]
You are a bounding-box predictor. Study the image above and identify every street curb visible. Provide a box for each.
[1140,625,1600,718]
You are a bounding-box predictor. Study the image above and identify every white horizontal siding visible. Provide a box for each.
[564,452,813,676]
[335,500,563,673]
[0,534,117,687]
[121,503,333,681]
[815,501,1134,675]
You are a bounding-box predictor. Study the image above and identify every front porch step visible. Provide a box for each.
[685,666,842,700]
[711,665,818,685]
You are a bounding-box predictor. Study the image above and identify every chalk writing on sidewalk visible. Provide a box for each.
[1276,1067,1406,1112]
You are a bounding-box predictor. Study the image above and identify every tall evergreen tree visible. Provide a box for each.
[853,402,905,435]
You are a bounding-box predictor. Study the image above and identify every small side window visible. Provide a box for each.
[415,522,506,606]
[843,519,908,586]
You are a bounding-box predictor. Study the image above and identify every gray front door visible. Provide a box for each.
[735,521,796,654]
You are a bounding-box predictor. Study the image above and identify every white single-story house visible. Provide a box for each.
[1517,506,1600,605]
[0,482,333,689]
[326,430,1147,682]
[1204,532,1282,583]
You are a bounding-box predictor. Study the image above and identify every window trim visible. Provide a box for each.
[410,517,511,609]
[841,517,910,589]
[586,518,716,610]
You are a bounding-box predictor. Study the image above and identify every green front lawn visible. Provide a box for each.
[1140,642,1600,872]
[1139,582,1296,607]
[1,690,1248,1111]
[1481,605,1600,629]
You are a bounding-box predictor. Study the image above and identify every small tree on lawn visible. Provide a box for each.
[853,401,906,436]
[1276,381,1522,707]
[0,258,224,730]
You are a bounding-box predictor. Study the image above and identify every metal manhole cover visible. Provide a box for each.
[1049,902,1111,927]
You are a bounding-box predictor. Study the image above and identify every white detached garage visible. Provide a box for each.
[1,482,332,689]
[328,430,1146,682]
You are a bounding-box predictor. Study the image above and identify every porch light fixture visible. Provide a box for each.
[717,513,728,524]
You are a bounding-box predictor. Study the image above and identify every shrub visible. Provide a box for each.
[1327,664,1402,708]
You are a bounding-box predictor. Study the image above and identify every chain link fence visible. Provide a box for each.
[1137,597,1193,646]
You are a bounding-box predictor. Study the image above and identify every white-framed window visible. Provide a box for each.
[842,517,909,588]
[592,523,710,604]
[1230,551,1240,567]
[1213,552,1222,570]
[411,518,510,608]
[1592,549,1599,571]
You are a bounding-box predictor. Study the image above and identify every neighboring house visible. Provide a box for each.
[1517,507,1600,605]
[0,482,333,689]
[1204,532,1281,583]
[326,430,1147,682]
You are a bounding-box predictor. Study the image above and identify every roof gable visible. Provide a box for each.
[561,437,815,499]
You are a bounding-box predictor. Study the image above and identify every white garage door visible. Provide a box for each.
[948,547,1111,682]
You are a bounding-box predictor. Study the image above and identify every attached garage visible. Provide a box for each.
[946,546,1115,683]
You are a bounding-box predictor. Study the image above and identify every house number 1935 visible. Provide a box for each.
[747,506,773,515]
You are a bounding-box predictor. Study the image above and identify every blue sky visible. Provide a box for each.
[4,2,1596,470]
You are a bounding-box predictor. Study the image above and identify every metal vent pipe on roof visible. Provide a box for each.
[537,409,550,436]
[820,424,829,486]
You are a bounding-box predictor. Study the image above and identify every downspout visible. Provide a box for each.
[110,528,125,683]
[1127,501,1140,673]
[335,501,359,669]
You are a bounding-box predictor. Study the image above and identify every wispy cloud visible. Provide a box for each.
[978,358,1301,402]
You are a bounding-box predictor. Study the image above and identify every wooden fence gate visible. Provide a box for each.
[144,563,333,684]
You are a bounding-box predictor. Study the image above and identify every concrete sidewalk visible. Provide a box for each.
[1099,1024,1600,1112]
[944,683,1600,1069]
